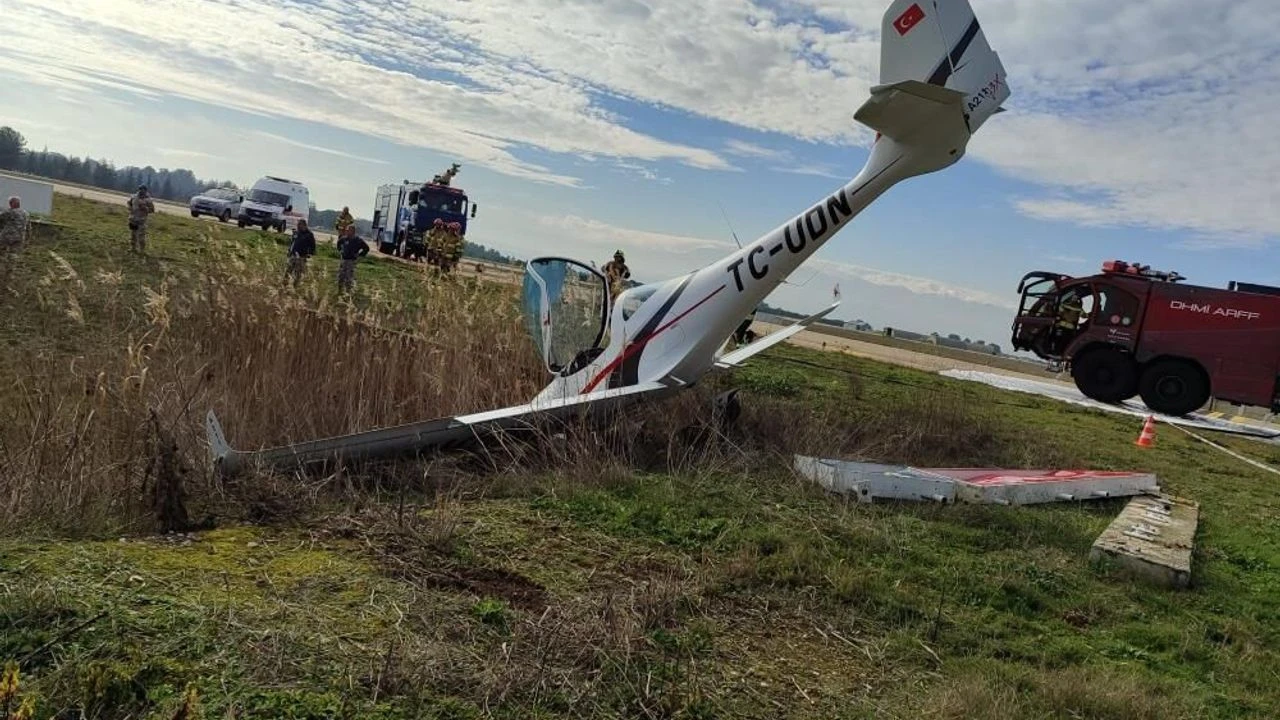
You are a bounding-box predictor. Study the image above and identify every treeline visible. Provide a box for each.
[0,124,521,265]
[308,208,373,236]
[0,126,239,203]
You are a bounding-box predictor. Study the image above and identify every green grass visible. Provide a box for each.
[0,195,1278,718]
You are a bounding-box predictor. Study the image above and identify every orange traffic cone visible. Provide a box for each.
[1135,415,1156,448]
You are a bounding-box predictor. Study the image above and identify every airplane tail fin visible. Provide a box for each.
[855,0,1009,164]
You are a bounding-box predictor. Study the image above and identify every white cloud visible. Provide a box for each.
[1047,254,1086,265]
[156,148,216,160]
[2,0,736,187]
[965,0,1280,245]
[724,140,788,161]
[812,259,1016,309]
[532,214,736,257]
[251,131,390,165]
[4,0,1278,250]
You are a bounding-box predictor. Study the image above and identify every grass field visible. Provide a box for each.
[1,195,1278,719]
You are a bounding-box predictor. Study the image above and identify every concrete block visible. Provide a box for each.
[1090,494,1198,589]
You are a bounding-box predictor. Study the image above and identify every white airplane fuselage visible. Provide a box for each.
[532,115,978,407]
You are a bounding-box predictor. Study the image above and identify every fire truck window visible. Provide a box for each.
[1059,286,1093,325]
[1095,287,1139,327]
[1078,290,1095,318]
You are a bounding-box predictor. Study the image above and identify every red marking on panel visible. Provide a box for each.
[927,469,1142,486]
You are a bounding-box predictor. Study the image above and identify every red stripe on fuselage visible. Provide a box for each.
[581,284,727,394]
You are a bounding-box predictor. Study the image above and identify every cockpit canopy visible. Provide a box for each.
[521,257,611,375]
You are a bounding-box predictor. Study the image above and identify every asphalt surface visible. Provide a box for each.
[754,320,1070,383]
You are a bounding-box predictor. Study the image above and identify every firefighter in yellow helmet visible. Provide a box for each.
[1056,290,1086,331]
[602,249,630,300]
[426,218,445,268]
[446,221,465,271]
[335,206,355,239]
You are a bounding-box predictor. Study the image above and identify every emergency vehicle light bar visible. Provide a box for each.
[1101,260,1184,283]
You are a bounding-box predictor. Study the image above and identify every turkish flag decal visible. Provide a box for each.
[893,3,926,35]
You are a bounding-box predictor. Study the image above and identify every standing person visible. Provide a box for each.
[0,196,30,291]
[126,185,156,254]
[284,218,316,286]
[440,222,460,273]
[335,225,369,293]
[602,249,630,300]
[449,222,465,269]
[425,218,445,267]
[335,206,355,241]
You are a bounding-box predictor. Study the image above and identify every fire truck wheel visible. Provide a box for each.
[1138,360,1209,417]
[1071,347,1138,403]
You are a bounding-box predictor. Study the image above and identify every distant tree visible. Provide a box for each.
[466,241,520,265]
[0,127,25,169]
[65,156,82,183]
[91,159,118,188]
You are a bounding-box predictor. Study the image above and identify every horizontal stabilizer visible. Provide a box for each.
[854,80,967,141]
[714,302,840,369]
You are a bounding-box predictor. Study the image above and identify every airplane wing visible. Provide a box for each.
[713,302,841,370]
[208,380,675,477]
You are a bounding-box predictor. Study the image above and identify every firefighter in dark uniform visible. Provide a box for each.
[732,308,758,346]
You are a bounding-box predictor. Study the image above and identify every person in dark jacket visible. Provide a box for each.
[284,219,317,286]
[336,225,369,293]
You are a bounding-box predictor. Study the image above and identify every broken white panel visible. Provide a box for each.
[1090,494,1198,589]
[794,457,1160,506]
[943,469,1161,505]
[0,173,53,215]
[939,370,1280,441]
[793,456,955,503]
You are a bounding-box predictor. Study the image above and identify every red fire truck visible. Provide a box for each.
[1011,260,1280,416]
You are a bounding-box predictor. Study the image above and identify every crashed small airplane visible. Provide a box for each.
[207,0,1012,477]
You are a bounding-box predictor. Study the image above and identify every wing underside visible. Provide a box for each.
[713,302,840,370]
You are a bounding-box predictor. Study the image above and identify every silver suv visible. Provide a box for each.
[189,187,243,223]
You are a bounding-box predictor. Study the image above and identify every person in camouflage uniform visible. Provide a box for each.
[602,249,630,300]
[126,185,156,254]
[335,206,355,241]
[335,225,369,293]
[0,196,30,291]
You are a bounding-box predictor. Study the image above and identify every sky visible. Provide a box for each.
[2,0,1279,349]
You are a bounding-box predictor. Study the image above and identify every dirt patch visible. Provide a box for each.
[347,517,551,613]
[420,564,549,612]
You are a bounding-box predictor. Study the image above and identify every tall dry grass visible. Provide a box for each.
[0,231,545,537]
[0,224,1005,538]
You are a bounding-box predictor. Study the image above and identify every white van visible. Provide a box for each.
[236,176,309,232]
